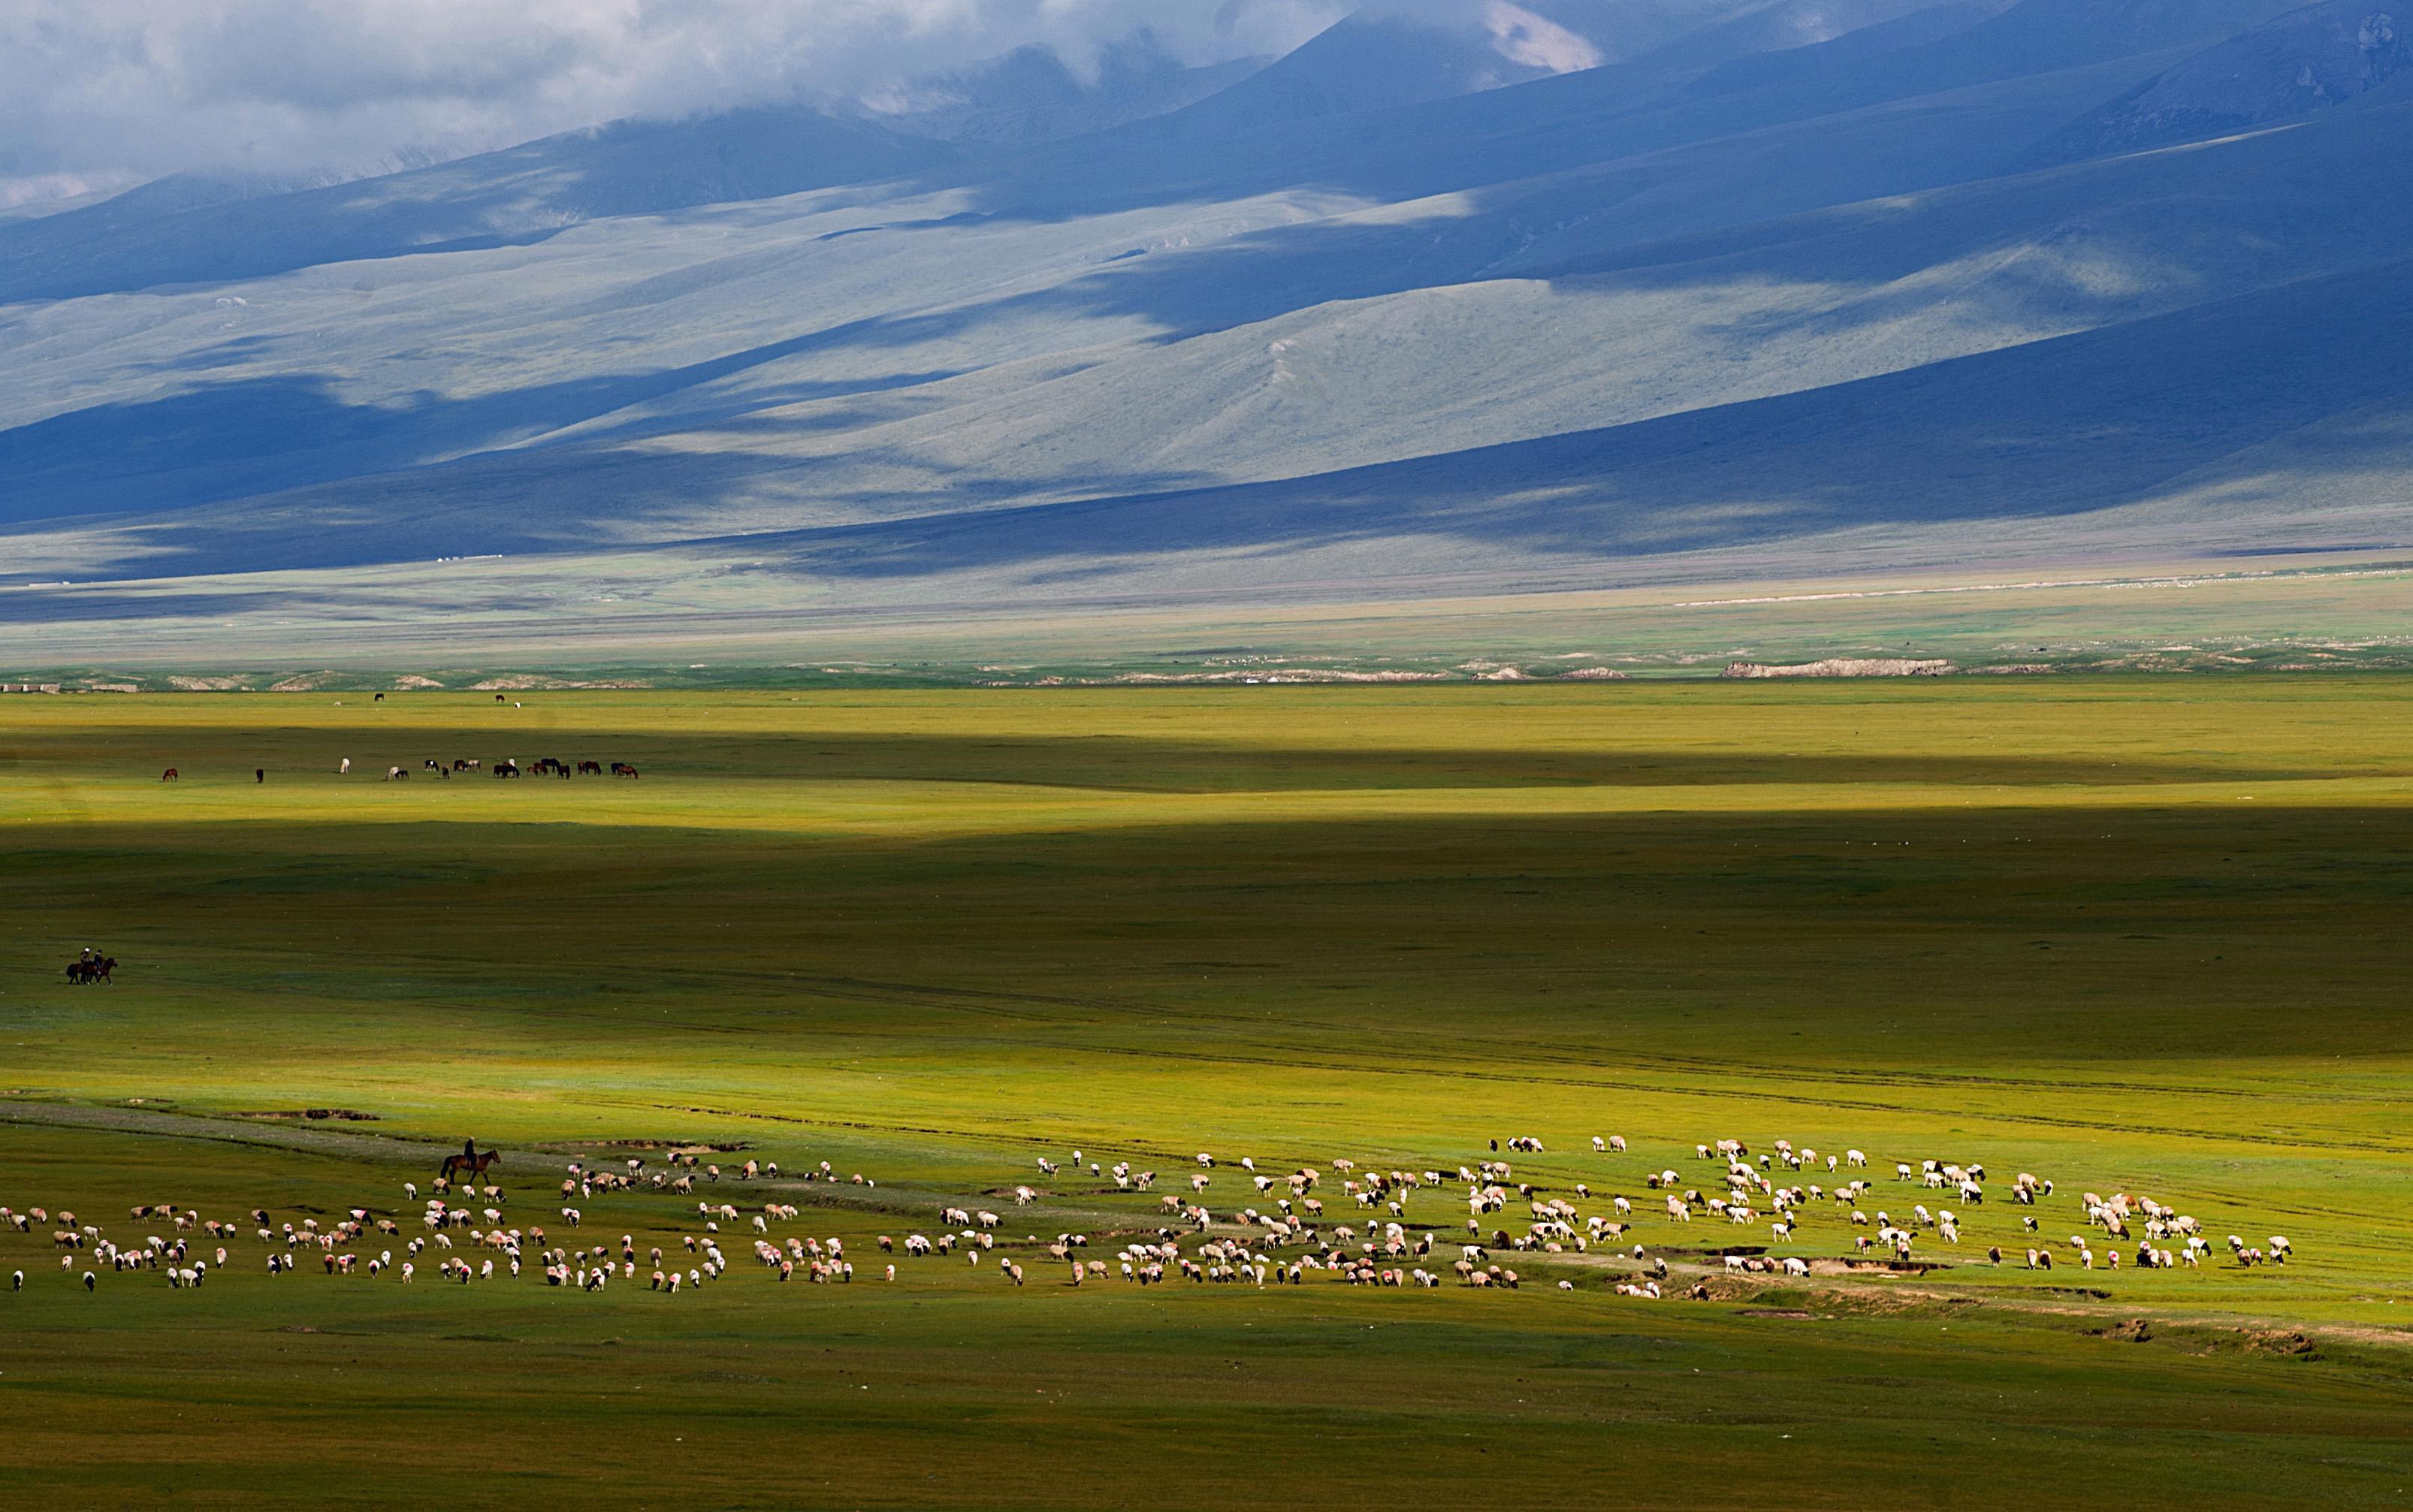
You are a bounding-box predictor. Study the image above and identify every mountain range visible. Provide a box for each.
[5,0,2411,666]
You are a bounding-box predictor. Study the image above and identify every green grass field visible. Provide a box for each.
[5,681,2413,1507]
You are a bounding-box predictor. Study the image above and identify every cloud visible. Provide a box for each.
[1482,2,1602,73]
[0,0,1350,189]
[0,171,141,212]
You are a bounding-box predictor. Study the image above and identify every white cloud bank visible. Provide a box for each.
[0,0,1351,193]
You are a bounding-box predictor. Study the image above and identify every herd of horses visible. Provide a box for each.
[159,759,640,781]
[381,758,639,780]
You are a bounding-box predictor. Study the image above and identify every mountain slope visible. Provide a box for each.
[5,0,2412,644]
[0,47,2215,543]
[1631,0,1968,74]
[14,86,2413,590]
[925,0,2297,225]
[33,241,2413,602]
[1674,0,2310,118]
[0,109,956,306]
[1682,2,2016,96]
[2038,0,2411,160]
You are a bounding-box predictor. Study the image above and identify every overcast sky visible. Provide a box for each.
[0,0,1367,206]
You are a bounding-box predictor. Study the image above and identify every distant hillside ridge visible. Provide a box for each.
[2034,0,2411,161]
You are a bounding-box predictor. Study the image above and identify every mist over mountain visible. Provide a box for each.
[5,0,2411,655]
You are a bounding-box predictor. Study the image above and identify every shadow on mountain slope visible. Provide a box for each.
[18,226,2413,589]
[0,316,988,524]
[29,89,2402,536]
[0,110,957,306]
[723,250,2413,580]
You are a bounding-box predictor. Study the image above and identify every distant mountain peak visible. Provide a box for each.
[857,31,1273,146]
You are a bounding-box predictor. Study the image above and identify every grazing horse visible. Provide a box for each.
[576,760,602,776]
[612,763,640,779]
[386,765,408,781]
[493,761,521,779]
[160,768,178,782]
[452,759,479,772]
[439,1150,502,1185]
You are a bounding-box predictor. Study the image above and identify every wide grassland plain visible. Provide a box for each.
[5,681,2413,1507]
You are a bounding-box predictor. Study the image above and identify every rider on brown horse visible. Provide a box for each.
[439,1140,500,1185]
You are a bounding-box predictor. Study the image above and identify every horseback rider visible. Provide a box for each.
[463,1136,477,1163]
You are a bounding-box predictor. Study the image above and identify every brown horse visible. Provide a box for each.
[161,768,178,782]
[439,1149,502,1185]
[64,957,116,985]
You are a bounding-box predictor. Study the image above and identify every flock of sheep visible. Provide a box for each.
[1,1133,2297,1302]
